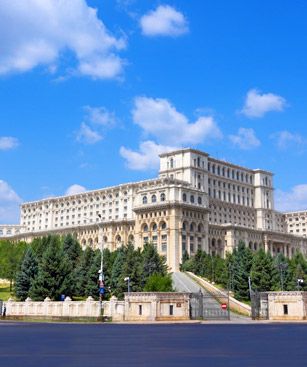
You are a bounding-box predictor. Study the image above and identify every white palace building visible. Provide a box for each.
[1,148,307,271]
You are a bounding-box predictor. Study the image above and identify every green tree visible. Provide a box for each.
[15,247,38,300]
[144,274,173,292]
[232,242,253,301]
[62,234,82,268]
[272,253,289,291]
[0,240,27,290]
[122,244,142,293]
[250,249,275,292]
[142,243,167,285]
[74,247,95,297]
[111,247,126,298]
[180,250,190,270]
[213,255,228,287]
[84,250,101,299]
[29,236,71,300]
[286,253,307,291]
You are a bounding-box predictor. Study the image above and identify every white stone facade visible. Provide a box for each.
[284,210,307,237]
[260,292,307,320]
[1,148,307,271]
[4,293,190,321]
[0,224,25,237]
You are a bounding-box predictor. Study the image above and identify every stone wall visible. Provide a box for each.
[6,292,189,321]
[262,292,307,320]
[5,296,125,321]
[124,292,190,321]
[3,293,190,322]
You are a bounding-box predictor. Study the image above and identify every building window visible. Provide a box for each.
[160,193,166,202]
[183,193,187,202]
[160,222,167,230]
[143,196,148,204]
[190,195,194,204]
[169,305,174,316]
[283,304,288,315]
[198,196,202,205]
[151,194,157,203]
[139,305,142,315]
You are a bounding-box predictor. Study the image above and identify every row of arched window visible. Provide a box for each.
[142,193,166,205]
[142,221,167,232]
[182,222,204,232]
[182,193,202,205]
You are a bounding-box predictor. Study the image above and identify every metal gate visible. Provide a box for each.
[251,292,268,320]
[189,290,230,320]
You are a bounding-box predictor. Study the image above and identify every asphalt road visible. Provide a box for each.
[0,322,307,367]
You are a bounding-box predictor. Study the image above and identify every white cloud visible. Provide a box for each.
[0,0,125,79]
[272,130,304,150]
[0,180,22,224]
[120,140,176,170]
[276,185,307,212]
[0,136,19,150]
[76,123,103,144]
[65,184,87,196]
[84,106,117,127]
[76,106,117,145]
[132,96,222,145]
[229,128,261,150]
[240,89,286,118]
[140,5,188,37]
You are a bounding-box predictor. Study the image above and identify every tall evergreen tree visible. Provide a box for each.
[250,249,275,292]
[15,247,38,300]
[84,250,101,299]
[122,244,142,293]
[272,253,289,291]
[232,242,253,300]
[63,234,82,268]
[142,243,167,284]
[111,247,126,297]
[29,236,71,300]
[286,253,307,291]
[74,247,95,297]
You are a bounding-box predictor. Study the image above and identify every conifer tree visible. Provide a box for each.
[63,234,82,268]
[29,236,71,300]
[15,247,38,300]
[111,247,126,297]
[286,253,307,291]
[84,250,101,299]
[74,247,95,297]
[232,242,253,300]
[250,249,275,292]
[142,243,167,284]
[122,243,142,293]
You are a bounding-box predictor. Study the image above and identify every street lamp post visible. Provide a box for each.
[297,278,304,291]
[124,277,130,293]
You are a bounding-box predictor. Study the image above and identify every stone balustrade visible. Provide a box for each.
[4,293,189,321]
[5,296,125,321]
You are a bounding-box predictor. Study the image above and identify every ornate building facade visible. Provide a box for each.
[1,148,307,271]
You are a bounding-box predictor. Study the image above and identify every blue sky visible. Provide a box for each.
[1,0,307,223]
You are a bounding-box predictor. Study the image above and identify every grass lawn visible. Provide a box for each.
[0,283,14,301]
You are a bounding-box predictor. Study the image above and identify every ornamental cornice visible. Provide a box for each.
[133,201,210,214]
